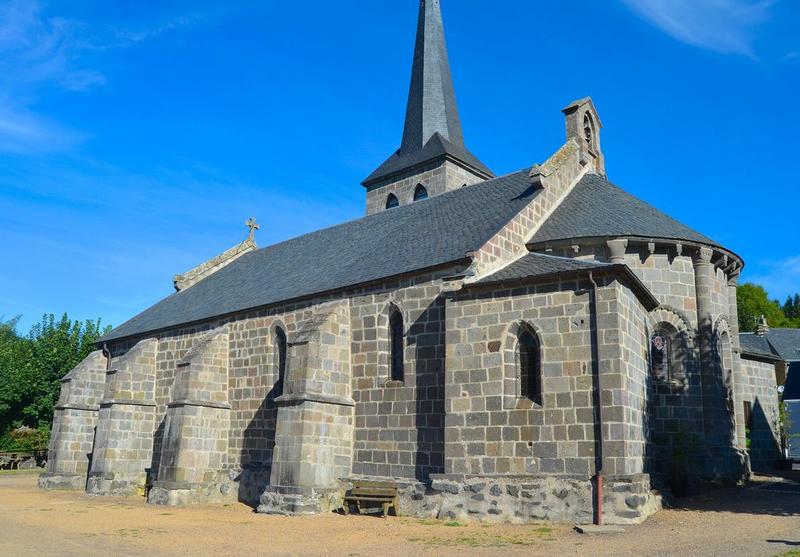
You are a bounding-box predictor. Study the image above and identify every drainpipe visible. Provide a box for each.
[588,271,605,525]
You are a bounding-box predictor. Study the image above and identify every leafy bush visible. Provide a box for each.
[0,426,50,452]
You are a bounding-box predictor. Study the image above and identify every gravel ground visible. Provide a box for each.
[1,471,799,557]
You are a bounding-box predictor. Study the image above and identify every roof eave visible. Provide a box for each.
[462,263,659,311]
[96,256,474,346]
[361,152,494,189]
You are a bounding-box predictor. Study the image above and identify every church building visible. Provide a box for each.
[40,0,781,524]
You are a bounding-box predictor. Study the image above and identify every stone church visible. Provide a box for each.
[40,0,781,524]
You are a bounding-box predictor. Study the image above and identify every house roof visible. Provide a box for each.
[739,333,782,361]
[740,329,800,362]
[100,167,537,342]
[528,173,723,249]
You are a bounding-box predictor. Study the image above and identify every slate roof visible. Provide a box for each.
[362,0,492,185]
[739,334,782,360]
[740,329,800,362]
[364,132,493,186]
[529,173,722,248]
[101,168,537,342]
[475,252,612,284]
[473,251,659,310]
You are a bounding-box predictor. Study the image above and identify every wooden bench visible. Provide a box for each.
[343,480,398,518]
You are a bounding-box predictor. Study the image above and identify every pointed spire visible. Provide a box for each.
[401,0,463,153]
[362,0,492,188]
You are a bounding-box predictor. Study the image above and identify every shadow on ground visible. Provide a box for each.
[667,471,800,518]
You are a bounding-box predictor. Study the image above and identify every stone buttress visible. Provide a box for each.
[149,328,233,505]
[258,302,354,514]
[39,350,107,490]
[86,338,158,495]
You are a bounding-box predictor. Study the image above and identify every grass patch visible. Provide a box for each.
[0,469,42,475]
[774,551,800,557]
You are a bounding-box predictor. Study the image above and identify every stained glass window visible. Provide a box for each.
[650,330,671,381]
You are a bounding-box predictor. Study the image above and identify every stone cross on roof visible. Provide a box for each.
[246,217,260,241]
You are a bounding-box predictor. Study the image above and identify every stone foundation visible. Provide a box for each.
[257,485,341,515]
[148,473,237,506]
[425,474,658,524]
[339,474,658,524]
[38,472,86,491]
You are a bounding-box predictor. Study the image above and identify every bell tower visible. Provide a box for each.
[362,0,493,215]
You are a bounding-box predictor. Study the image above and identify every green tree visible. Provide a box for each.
[737,283,787,332]
[0,314,110,449]
[783,294,800,323]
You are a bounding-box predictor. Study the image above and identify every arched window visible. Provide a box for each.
[413,184,428,201]
[517,327,542,404]
[385,194,399,209]
[583,113,595,151]
[274,327,287,396]
[650,330,671,382]
[389,307,404,382]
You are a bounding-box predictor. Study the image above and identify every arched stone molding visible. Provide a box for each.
[647,306,696,388]
[39,350,107,491]
[647,305,694,337]
[501,320,543,410]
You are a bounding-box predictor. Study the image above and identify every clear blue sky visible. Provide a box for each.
[1,0,798,333]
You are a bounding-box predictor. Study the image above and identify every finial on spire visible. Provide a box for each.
[246,217,260,241]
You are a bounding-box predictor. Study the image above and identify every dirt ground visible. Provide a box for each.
[1,471,799,557]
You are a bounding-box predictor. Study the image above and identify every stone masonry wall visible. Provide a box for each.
[101,266,462,506]
[542,240,748,480]
[610,283,651,476]
[87,338,158,495]
[445,275,632,478]
[365,159,485,215]
[739,357,781,470]
[150,328,232,506]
